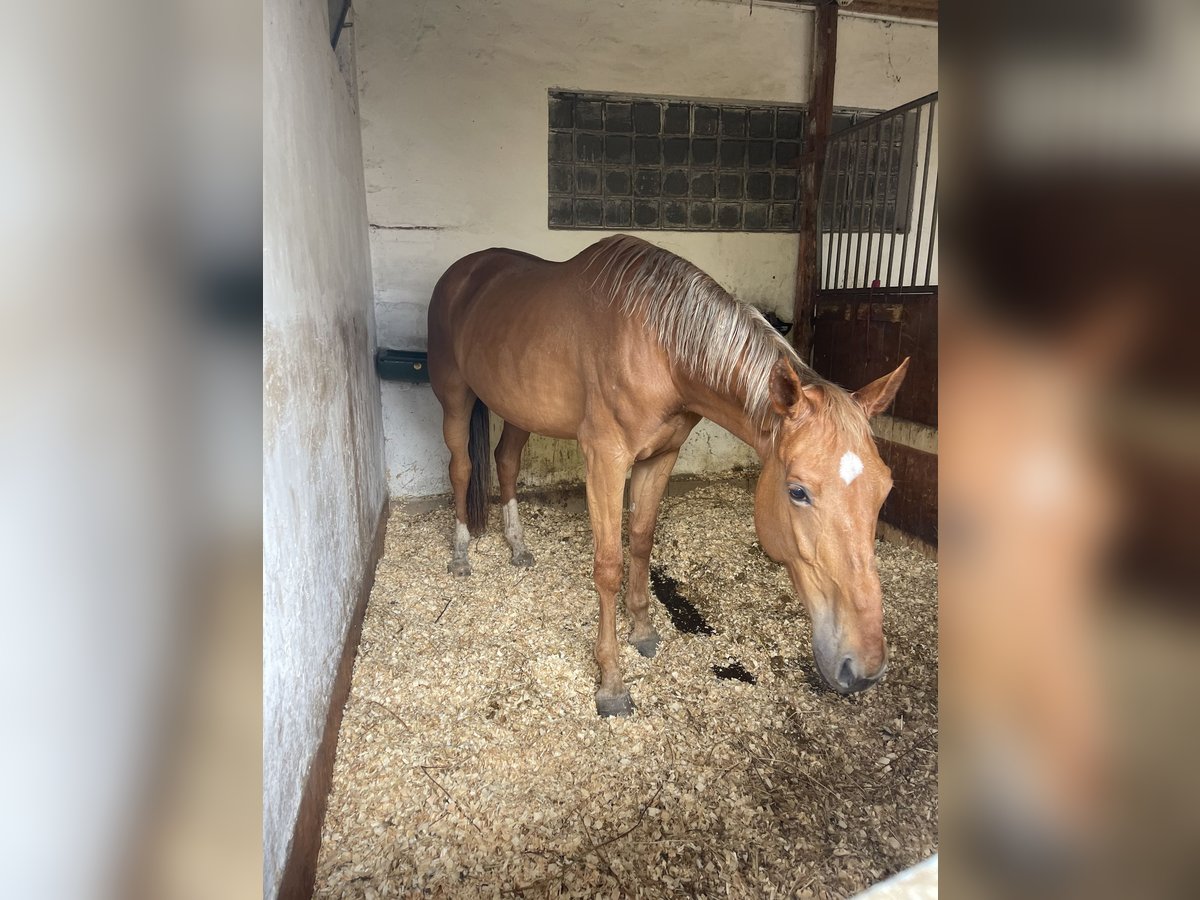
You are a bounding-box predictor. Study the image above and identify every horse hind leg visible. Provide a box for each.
[437,384,478,577]
[495,421,534,567]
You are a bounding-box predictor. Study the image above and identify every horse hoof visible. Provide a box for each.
[447,559,472,577]
[631,634,661,658]
[595,689,634,718]
[510,550,535,568]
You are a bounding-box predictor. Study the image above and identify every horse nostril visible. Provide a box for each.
[837,657,856,690]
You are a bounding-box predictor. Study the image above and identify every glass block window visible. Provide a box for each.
[547,90,883,233]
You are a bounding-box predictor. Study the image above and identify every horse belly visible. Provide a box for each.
[478,381,582,440]
[457,321,586,440]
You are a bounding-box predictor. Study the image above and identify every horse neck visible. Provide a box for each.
[677,371,773,458]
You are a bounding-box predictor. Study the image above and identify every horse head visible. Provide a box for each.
[754,358,909,694]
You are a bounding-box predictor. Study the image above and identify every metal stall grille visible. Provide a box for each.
[810,93,939,549]
[818,92,938,293]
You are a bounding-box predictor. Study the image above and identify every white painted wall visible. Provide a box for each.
[263,2,386,896]
[356,0,937,496]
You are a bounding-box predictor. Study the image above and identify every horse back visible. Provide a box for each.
[428,241,680,445]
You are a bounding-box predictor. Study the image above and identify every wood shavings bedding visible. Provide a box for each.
[315,478,937,899]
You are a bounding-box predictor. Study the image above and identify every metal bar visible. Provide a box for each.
[862,120,884,288]
[910,98,936,287]
[822,139,843,289]
[924,177,939,286]
[831,134,853,290]
[819,285,938,298]
[851,121,879,289]
[896,106,917,289]
[824,91,937,142]
[861,121,884,287]
[874,113,899,285]
[886,109,913,289]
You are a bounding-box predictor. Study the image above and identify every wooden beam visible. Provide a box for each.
[792,0,838,357]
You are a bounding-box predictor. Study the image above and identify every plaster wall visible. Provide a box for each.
[356,0,937,496]
[263,2,385,894]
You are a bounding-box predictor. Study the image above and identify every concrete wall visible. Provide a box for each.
[263,2,385,895]
[356,0,937,496]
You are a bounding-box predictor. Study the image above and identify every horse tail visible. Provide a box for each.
[466,398,491,536]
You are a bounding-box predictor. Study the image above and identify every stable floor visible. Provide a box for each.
[314,479,938,898]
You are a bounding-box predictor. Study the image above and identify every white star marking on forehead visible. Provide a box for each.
[839,451,864,485]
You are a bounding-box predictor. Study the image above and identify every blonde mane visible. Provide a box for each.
[585,235,869,438]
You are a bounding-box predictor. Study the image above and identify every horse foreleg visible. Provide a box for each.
[583,445,634,717]
[495,421,534,567]
[625,449,679,658]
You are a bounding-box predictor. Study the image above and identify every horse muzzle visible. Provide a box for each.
[832,652,888,694]
[813,628,889,694]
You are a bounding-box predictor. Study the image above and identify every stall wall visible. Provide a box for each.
[263,1,385,894]
[356,0,937,495]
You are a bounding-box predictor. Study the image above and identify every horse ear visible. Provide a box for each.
[853,357,910,418]
[769,359,815,421]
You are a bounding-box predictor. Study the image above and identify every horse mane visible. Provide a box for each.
[585,235,869,437]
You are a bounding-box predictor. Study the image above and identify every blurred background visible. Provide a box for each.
[0,0,262,897]
[940,0,1200,897]
[0,0,1195,898]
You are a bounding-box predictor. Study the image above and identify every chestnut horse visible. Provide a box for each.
[428,235,908,716]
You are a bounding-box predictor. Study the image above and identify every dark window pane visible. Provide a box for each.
[634,136,661,165]
[749,109,774,138]
[691,138,717,165]
[606,169,632,195]
[575,198,602,226]
[575,167,601,194]
[575,133,603,163]
[550,132,573,162]
[664,103,690,134]
[664,201,688,227]
[744,203,769,230]
[748,140,773,166]
[604,199,632,227]
[605,102,632,133]
[662,170,688,197]
[716,203,741,229]
[633,102,661,134]
[576,101,604,130]
[777,109,802,139]
[718,173,743,199]
[746,171,771,200]
[689,202,714,227]
[549,165,572,194]
[775,141,801,167]
[694,106,719,136]
[634,200,660,228]
[605,135,632,164]
[690,172,715,198]
[721,108,747,136]
[549,197,573,226]
[634,169,662,196]
[549,96,574,129]
[773,173,798,200]
[663,138,689,165]
[719,140,746,167]
[770,203,796,229]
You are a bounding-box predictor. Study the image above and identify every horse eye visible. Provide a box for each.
[788,485,811,506]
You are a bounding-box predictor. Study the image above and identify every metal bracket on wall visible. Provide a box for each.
[376,349,430,383]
